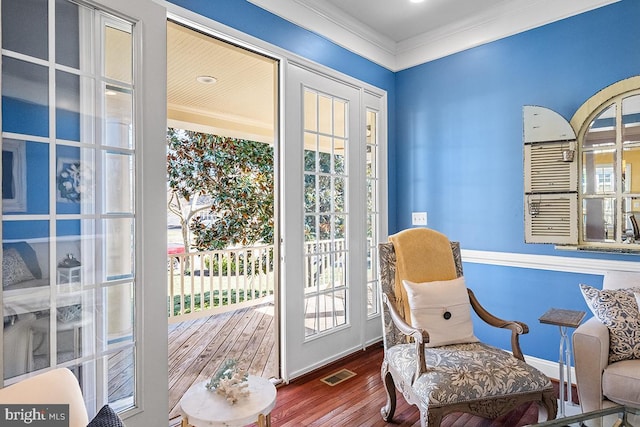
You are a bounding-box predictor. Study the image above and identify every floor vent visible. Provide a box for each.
[320,369,356,386]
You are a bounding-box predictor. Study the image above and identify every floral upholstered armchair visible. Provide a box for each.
[378,228,557,427]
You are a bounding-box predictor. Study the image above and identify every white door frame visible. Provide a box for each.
[164,1,388,384]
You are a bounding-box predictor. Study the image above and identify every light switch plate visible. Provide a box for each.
[412,212,427,226]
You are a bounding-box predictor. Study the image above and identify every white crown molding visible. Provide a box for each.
[248,0,620,72]
[461,248,640,276]
[396,0,621,70]
[247,0,397,70]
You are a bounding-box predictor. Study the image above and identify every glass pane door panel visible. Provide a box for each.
[105,86,133,148]
[1,0,48,60]
[55,0,82,69]
[2,57,49,137]
[366,109,379,316]
[334,139,345,174]
[2,220,50,379]
[318,95,332,134]
[106,282,134,345]
[56,71,94,142]
[104,25,133,84]
[108,347,134,406]
[56,219,82,286]
[333,101,346,138]
[1,140,50,215]
[304,91,317,131]
[55,290,91,364]
[104,152,133,213]
[302,88,349,340]
[1,0,155,419]
[104,219,134,280]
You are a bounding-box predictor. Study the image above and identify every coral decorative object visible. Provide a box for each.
[205,359,250,404]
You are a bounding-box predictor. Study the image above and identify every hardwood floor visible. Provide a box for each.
[167,307,569,426]
[168,302,277,421]
[247,344,542,427]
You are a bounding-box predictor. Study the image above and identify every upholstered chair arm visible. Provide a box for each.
[382,293,428,382]
[573,317,609,414]
[467,289,528,360]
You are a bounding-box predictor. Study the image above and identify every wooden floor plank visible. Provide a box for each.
[167,303,278,420]
[167,305,546,426]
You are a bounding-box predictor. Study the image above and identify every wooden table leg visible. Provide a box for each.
[181,417,190,427]
[257,413,271,427]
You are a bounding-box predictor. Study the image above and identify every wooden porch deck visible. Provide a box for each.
[167,302,278,421]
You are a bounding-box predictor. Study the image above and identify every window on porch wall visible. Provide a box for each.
[1,0,137,416]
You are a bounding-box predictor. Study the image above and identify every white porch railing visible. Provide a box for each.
[167,245,275,323]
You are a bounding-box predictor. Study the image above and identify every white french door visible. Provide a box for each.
[0,0,167,425]
[283,62,382,378]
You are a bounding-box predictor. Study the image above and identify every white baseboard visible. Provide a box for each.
[525,353,576,385]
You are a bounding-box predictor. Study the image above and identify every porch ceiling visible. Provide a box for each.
[167,21,277,144]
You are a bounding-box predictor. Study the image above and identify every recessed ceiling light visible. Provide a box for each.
[409,0,425,3]
[196,75,217,84]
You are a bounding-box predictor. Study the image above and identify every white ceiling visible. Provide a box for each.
[247,0,620,71]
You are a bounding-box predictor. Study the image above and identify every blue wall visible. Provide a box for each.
[171,0,639,363]
[395,0,640,362]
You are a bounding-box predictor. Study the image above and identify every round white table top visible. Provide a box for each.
[180,375,277,427]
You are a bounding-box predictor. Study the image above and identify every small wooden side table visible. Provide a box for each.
[539,308,586,417]
[180,375,277,427]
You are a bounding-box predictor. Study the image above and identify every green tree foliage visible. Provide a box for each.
[167,128,274,251]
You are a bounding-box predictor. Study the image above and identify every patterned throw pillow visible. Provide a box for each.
[2,248,35,287]
[402,276,479,347]
[580,284,640,363]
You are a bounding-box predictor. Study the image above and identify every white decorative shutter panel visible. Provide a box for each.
[523,106,578,245]
[525,193,577,243]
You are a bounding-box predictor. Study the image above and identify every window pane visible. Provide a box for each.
[583,198,616,242]
[2,0,48,60]
[582,150,616,194]
[318,95,332,135]
[2,220,50,379]
[105,86,133,149]
[304,175,316,213]
[108,347,135,407]
[104,25,132,84]
[304,90,317,132]
[3,140,51,215]
[623,197,640,243]
[623,146,640,194]
[104,152,133,214]
[622,94,640,145]
[56,0,81,69]
[333,99,346,138]
[56,220,82,286]
[584,104,616,149]
[106,282,134,345]
[304,134,317,172]
[2,57,49,137]
[56,71,81,141]
[105,218,134,280]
